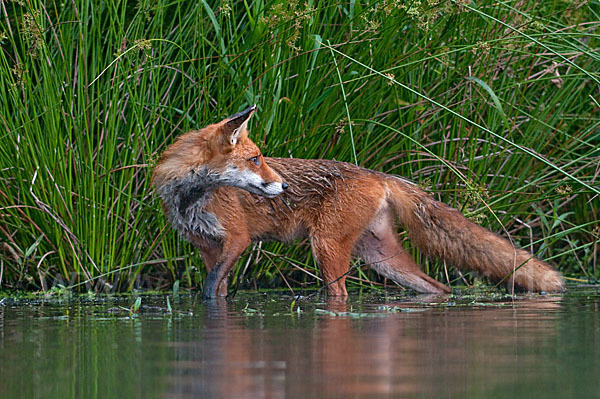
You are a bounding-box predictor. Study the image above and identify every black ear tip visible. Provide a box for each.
[227,105,258,123]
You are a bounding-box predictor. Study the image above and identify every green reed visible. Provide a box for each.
[0,0,598,293]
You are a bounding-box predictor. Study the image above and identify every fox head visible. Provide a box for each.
[210,105,288,197]
[153,105,287,198]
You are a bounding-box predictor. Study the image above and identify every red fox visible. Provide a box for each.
[152,105,565,298]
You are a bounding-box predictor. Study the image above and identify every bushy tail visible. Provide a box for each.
[389,178,565,293]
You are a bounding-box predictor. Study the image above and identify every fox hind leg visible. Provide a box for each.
[311,236,356,297]
[355,209,451,294]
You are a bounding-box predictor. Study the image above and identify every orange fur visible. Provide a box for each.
[153,109,565,298]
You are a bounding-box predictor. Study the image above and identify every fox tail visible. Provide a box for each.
[388,178,565,293]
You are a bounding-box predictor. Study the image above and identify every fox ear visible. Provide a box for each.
[223,104,257,146]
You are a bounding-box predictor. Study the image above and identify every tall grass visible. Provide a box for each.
[0,0,598,293]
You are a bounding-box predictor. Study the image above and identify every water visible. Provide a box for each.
[1,288,599,399]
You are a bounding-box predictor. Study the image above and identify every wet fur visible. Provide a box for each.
[153,117,565,298]
[155,167,225,238]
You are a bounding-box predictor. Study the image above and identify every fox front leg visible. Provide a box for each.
[203,262,228,299]
[202,234,250,299]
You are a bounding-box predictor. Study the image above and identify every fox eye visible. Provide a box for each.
[249,156,261,166]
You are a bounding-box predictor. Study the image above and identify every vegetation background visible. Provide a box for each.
[0,0,598,294]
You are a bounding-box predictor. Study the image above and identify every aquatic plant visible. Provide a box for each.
[0,0,598,292]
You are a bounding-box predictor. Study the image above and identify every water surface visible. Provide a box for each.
[1,288,599,398]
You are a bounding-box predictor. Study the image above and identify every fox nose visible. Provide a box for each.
[281,181,289,190]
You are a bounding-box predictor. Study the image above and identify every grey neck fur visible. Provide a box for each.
[156,167,225,239]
